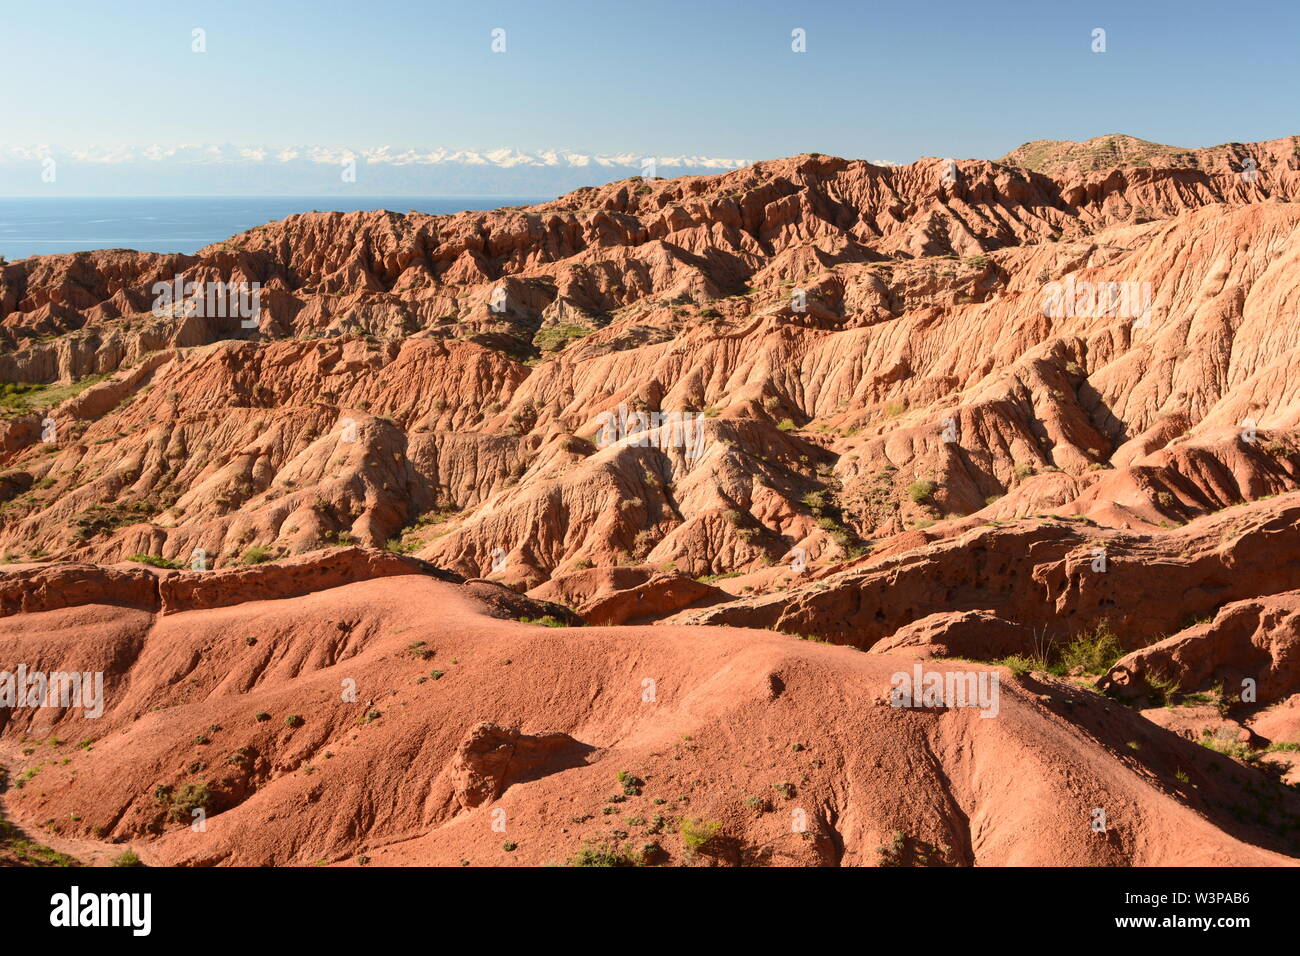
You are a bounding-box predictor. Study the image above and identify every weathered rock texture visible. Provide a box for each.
[5,134,1300,866]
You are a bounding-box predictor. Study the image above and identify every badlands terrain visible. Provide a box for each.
[3,133,1300,866]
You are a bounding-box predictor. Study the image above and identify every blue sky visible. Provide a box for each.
[2,0,1296,162]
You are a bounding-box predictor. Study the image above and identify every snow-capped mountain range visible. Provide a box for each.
[0,145,753,196]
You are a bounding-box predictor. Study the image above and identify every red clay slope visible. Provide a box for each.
[0,552,1296,866]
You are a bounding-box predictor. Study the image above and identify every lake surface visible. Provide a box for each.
[0,196,548,261]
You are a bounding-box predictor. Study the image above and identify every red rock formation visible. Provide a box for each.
[1102,591,1300,705]
[5,135,1300,866]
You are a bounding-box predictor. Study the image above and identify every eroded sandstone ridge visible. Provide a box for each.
[4,134,1300,865]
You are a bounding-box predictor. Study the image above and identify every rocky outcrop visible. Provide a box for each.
[1101,591,1300,705]
[4,137,1300,688]
[0,562,159,616]
[866,609,1029,660]
[678,497,1300,650]
[157,547,461,613]
[4,142,1300,611]
[446,722,594,811]
[529,567,722,625]
[0,547,456,618]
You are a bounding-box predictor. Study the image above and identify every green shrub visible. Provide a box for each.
[1054,620,1123,676]
[385,536,421,554]
[158,782,214,822]
[907,480,937,503]
[1199,729,1262,764]
[800,491,826,513]
[534,324,592,353]
[568,842,642,867]
[876,830,907,866]
[240,545,272,565]
[127,554,182,569]
[997,655,1035,677]
[679,818,721,853]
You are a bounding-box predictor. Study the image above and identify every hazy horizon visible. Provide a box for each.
[0,194,552,261]
[2,0,1296,196]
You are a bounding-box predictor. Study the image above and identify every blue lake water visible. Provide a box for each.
[0,196,548,261]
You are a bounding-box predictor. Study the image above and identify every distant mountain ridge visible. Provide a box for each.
[999,132,1300,175]
[0,144,752,196]
[6,134,1298,196]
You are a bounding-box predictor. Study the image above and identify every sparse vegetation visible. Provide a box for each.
[0,373,110,418]
[406,640,436,660]
[154,781,215,823]
[127,553,182,569]
[1198,729,1262,765]
[907,480,937,503]
[0,817,79,866]
[679,817,722,854]
[568,841,644,867]
[875,829,948,867]
[1056,621,1124,676]
[240,545,273,565]
[534,324,592,353]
